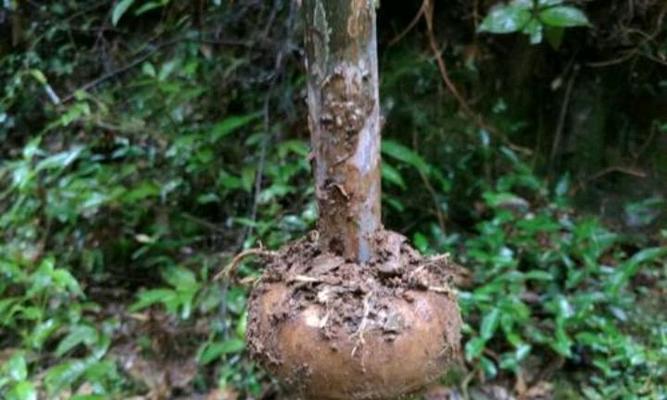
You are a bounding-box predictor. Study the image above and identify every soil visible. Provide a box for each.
[247,229,462,400]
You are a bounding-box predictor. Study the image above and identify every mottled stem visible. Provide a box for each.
[304,0,381,263]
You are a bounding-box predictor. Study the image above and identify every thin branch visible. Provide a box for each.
[412,131,447,235]
[572,166,647,195]
[549,65,579,170]
[422,0,531,155]
[388,0,427,46]
[61,39,179,103]
[213,248,277,281]
[423,0,475,119]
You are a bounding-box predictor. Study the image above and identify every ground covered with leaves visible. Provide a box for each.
[1,1,666,399]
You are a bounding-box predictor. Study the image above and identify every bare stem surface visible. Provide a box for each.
[304,0,382,263]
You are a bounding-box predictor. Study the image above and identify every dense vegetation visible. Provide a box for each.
[1,1,665,399]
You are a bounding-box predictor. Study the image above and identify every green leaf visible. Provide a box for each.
[522,18,543,44]
[55,325,99,357]
[545,26,565,49]
[479,5,532,34]
[210,113,261,142]
[36,146,84,171]
[515,343,532,361]
[551,325,573,357]
[465,337,487,361]
[198,339,245,365]
[479,356,498,378]
[523,270,553,281]
[609,247,667,293]
[111,0,135,26]
[381,140,430,176]
[539,6,589,27]
[5,353,28,381]
[135,1,167,16]
[130,289,176,311]
[162,266,198,290]
[51,268,83,296]
[29,319,61,349]
[44,360,87,395]
[6,381,37,400]
[123,182,160,202]
[381,163,406,189]
[29,69,47,85]
[480,308,501,339]
[539,0,563,5]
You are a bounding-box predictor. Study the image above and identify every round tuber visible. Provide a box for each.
[247,231,462,400]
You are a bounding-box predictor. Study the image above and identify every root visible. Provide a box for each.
[289,275,322,283]
[213,248,277,281]
[428,285,455,298]
[350,291,373,359]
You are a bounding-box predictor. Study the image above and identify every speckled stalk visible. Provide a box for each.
[303,0,381,263]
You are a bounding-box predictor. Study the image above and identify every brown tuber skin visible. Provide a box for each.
[245,1,462,398]
[251,284,461,400]
[247,232,463,400]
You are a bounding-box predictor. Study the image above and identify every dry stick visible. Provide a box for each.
[213,248,277,282]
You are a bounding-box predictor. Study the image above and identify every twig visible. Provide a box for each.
[61,38,182,103]
[213,248,277,281]
[388,0,427,46]
[572,165,647,195]
[423,0,475,119]
[633,121,659,160]
[549,64,579,171]
[586,50,638,68]
[412,131,447,235]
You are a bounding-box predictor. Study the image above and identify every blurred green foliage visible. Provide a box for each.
[1,1,665,399]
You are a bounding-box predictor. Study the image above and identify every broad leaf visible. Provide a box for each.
[198,339,245,365]
[381,163,406,189]
[465,336,487,360]
[55,325,99,357]
[6,381,37,400]
[381,140,430,176]
[5,353,28,381]
[479,5,532,34]
[44,360,87,395]
[481,308,501,339]
[539,6,589,27]
[210,113,261,142]
[111,0,134,26]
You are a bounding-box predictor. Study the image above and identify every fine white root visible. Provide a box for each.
[350,291,373,359]
[428,285,456,298]
[289,275,322,283]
